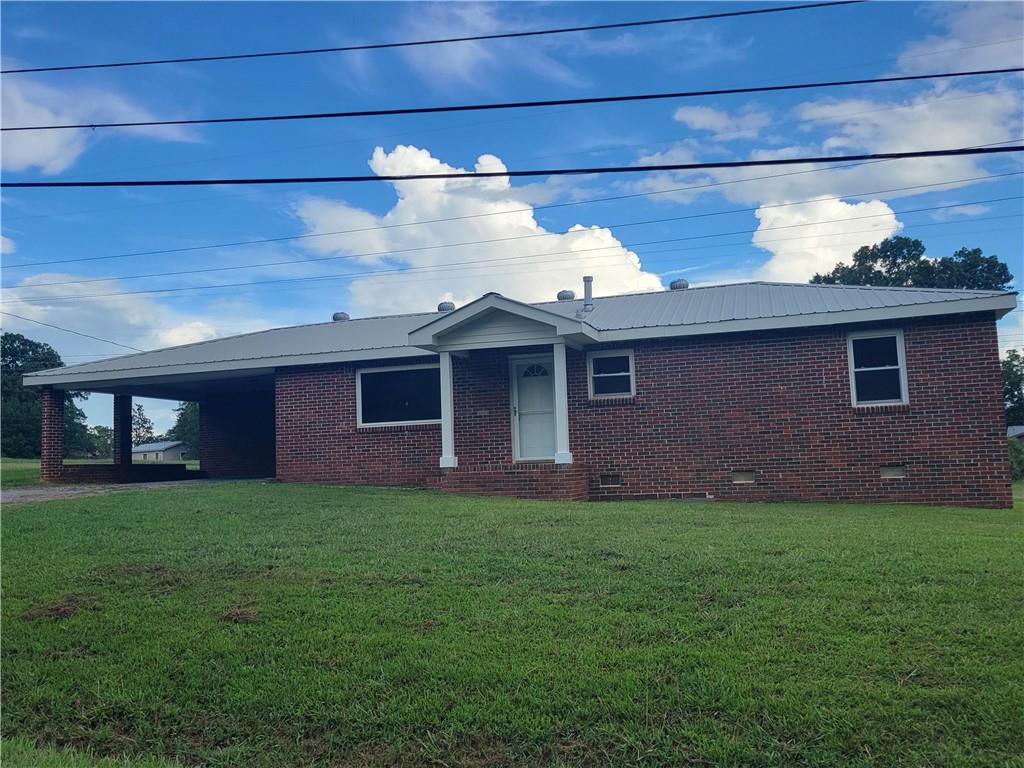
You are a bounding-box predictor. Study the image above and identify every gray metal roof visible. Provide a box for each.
[25,281,1016,389]
[132,440,183,453]
[1009,426,1024,440]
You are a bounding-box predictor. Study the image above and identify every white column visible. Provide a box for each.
[552,342,573,464]
[439,351,458,468]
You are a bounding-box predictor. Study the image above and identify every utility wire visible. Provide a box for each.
[0,1,863,74]
[7,216,1019,310]
[6,176,1019,289]
[4,199,1018,305]
[0,311,145,351]
[4,145,1022,188]
[5,66,1020,132]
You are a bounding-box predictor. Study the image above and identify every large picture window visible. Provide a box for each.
[587,349,635,398]
[847,330,908,406]
[357,364,441,426]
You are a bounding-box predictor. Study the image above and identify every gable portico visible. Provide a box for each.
[407,292,601,469]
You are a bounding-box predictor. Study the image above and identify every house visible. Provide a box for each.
[132,440,186,462]
[1009,426,1024,441]
[25,280,1015,507]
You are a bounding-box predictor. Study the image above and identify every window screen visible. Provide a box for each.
[850,334,906,405]
[589,351,634,397]
[359,367,441,425]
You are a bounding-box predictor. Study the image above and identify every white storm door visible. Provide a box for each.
[511,356,556,461]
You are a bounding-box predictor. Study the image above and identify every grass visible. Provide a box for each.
[0,458,199,488]
[2,483,1022,767]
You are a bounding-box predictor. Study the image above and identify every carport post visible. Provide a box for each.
[40,386,64,482]
[112,394,132,465]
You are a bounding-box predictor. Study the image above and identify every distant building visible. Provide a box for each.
[1009,426,1024,442]
[132,440,186,462]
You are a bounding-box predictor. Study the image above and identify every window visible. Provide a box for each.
[587,350,635,398]
[357,364,441,426]
[847,330,908,406]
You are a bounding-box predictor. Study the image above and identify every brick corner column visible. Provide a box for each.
[40,386,65,482]
[112,394,132,465]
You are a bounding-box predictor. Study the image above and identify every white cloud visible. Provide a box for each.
[1,76,199,175]
[896,3,1024,74]
[1,235,16,254]
[293,145,663,315]
[155,321,217,347]
[752,198,902,283]
[930,203,992,221]
[673,105,773,141]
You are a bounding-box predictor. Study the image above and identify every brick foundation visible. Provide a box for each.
[59,463,190,483]
[427,462,588,500]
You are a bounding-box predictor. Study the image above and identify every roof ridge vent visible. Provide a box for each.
[670,279,689,290]
[437,301,456,312]
[556,289,575,301]
[332,312,350,322]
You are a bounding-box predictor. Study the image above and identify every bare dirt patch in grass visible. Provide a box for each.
[221,605,260,624]
[20,593,99,621]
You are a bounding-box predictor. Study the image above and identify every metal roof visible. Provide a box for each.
[1009,426,1024,440]
[131,440,183,453]
[24,281,1016,389]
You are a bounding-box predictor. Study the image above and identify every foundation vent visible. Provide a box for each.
[731,470,756,484]
[599,473,623,488]
[880,465,907,479]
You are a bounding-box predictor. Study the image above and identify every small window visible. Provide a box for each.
[880,465,907,479]
[588,350,635,398]
[731,470,755,484]
[847,331,908,406]
[357,364,441,426]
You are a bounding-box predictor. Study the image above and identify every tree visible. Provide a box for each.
[166,401,200,458]
[811,236,1013,290]
[132,402,155,446]
[1,332,90,458]
[1004,349,1024,427]
[88,425,113,459]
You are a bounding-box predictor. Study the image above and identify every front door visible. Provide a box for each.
[511,356,556,461]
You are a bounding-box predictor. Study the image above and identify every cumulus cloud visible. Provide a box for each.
[1,76,198,175]
[293,145,663,314]
[673,105,773,141]
[752,198,902,283]
[930,203,992,221]
[1,235,16,254]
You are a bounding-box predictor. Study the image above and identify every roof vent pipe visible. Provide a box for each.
[582,275,594,312]
[332,311,350,322]
[556,289,575,301]
[670,278,689,290]
[437,301,456,312]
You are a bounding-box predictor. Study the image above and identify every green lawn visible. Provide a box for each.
[0,458,199,487]
[2,483,1021,767]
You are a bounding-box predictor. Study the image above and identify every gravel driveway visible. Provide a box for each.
[2,479,220,505]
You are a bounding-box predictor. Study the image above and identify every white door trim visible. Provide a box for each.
[509,354,556,462]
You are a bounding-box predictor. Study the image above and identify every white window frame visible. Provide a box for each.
[355,362,442,428]
[587,349,636,400]
[847,329,909,407]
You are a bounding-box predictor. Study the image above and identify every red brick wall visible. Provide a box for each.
[268,313,1011,508]
[39,387,64,482]
[200,391,276,478]
[275,359,441,485]
[569,313,1011,508]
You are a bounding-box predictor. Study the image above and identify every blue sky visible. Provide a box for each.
[2,1,1022,432]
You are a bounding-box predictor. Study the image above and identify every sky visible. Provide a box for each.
[1,0,1022,433]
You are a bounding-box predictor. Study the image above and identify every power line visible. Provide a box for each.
[4,200,1018,305]
[6,178,1019,289]
[0,1,864,75]
[6,215,1018,309]
[5,66,1020,133]
[4,152,963,267]
[4,145,1024,189]
[0,311,145,351]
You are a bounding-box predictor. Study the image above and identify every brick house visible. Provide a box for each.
[25,280,1016,507]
